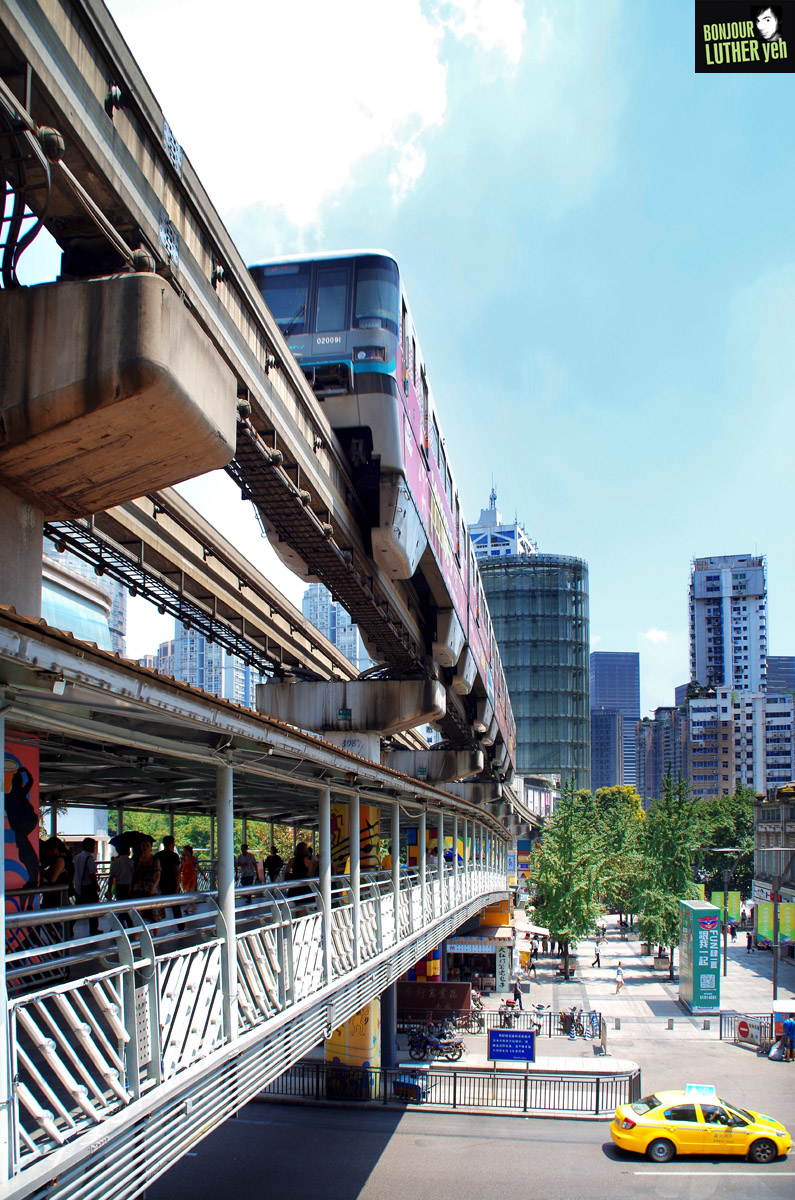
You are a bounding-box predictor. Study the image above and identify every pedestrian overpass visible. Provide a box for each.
[0,608,510,1200]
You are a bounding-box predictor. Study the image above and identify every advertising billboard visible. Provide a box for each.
[679,900,721,1012]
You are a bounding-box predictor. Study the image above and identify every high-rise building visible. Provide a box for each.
[636,707,689,807]
[302,584,372,673]
[42,543,127,655]
[689,555,767,692]
[767,656,795,695]
[469,493,589,791]
[590,708,623,790]
[589,652,640,786]
[687,687,794,798]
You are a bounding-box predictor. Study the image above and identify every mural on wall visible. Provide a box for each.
[330,803,380,872]
[405,826,467,866]
[4,736,40,897]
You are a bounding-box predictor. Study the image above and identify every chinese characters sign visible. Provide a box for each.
[679,900,722,1011]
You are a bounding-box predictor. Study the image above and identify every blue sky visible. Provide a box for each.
[25,1,795,713]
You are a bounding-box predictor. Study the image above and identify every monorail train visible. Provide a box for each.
[248,251,515,778]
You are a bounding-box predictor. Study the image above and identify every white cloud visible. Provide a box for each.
[437,0,527,65]
[643,628,669,644]
[108,0,527,228]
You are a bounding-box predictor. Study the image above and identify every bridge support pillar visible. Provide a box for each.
[453,813,459,905]
[216,756,238,1040]
[391,802,400,935]
[0,484,42,618]
[381,983,397,1070]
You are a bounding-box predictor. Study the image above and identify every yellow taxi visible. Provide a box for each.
[611,1084,791,1164]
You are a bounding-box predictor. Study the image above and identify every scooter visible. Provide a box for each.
[498,998,518,1028]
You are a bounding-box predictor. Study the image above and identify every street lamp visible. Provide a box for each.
[711,846,751,978]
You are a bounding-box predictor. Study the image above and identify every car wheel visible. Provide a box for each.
[748,1139,778,1165]
[646,1139,675,1163]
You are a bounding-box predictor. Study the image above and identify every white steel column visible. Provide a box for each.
[462,818,469,896]
[391,802,400,934]
[241,815,248,844]
[0,707,10,1183]
[418,809,427,925]
[116,803,123,836]
[216,755,238,1041]
[438,808,444,913]
[319,786,332,985]
[350,791,361,967]
[453,813,459,904]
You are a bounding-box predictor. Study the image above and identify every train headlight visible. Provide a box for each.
[355,346,386,362]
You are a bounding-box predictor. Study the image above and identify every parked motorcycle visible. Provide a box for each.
[408,1029,464,1061]
[498,998,518,1028]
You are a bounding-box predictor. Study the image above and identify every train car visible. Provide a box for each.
[248,250,515,778]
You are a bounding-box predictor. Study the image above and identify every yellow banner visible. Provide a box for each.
[757,901,774,941]
[780,902,795,943]
[710,891,741,920]
[695,884,705,900]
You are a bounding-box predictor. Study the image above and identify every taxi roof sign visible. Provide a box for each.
[685,1083,718,1097]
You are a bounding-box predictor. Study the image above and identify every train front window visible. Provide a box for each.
[316,268,349,332]
[255,264,310,336]
[354,259,399,335]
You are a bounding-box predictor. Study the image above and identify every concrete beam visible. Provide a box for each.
[384,748,483,784]
[443,780,503,806]
[255,679,445,737]
[0,274,237,517]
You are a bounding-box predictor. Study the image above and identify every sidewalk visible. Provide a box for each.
[502,913,795,1041]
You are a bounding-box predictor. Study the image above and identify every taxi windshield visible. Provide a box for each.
[722,1101,754,1123]
[631,1095,661,1115]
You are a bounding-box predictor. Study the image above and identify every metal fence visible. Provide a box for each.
[262,1059,640,1116]
[719,1011,773,1049]
[398,1008,603,1039]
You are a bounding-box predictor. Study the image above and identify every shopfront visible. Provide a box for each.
[445,927,513,993]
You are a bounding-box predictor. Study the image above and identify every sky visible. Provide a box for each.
[23,0,795,715]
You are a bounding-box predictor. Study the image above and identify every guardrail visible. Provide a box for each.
[262,1059,639,1116]
[719,1011,773,1050]
[398,1008,603,1039]
[4,864,505,1179]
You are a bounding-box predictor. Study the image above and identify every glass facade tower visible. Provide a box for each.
[589,651,641,786]
[479,553,591,791]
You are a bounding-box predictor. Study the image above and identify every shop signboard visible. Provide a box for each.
[447,939,497,954]
[488,1028,535,1062]
[495,945,512,993]
[679,900,721,1012]
[709,891,741,921]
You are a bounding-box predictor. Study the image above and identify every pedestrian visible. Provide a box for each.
[180,845,202,915]
[525,956,536,978]
[746,931,754,953]
[615,962,625,994]
[512,978,523,1010]
[592,947,601,969]
[131,836,161,918]
[73,837,100,936]
[155,835,182,922]
[40,838,70,909]
[531,938,539,961]
[730,923,737,943]
[109,845,133,902]
[541,936,548,954]
[263,844,284,883]
[236,842,258,903]
[783,1013,795,1064]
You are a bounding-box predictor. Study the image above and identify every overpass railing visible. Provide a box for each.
[3,864,505,1180]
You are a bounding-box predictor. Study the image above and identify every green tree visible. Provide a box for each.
[694,784,755,897]
[634,771,702,979]
[530,779,603,978]
[592,786,645,920]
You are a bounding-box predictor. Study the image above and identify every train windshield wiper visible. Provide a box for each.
[281,302,306,338]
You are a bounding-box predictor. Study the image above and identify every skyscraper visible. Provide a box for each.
[589,652,640,786]
[590,708,623,790]
[301,584,372,673]
[767,656,795,695]
[636,706,689,807]
[689,555,767,692]
[469,493,590,791]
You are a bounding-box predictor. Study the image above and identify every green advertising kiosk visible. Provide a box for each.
[679,899,722,1012]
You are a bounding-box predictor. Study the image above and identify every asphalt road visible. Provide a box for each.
[145,1101,795,1200]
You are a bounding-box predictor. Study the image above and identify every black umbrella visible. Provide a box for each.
[109,830,149,856]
